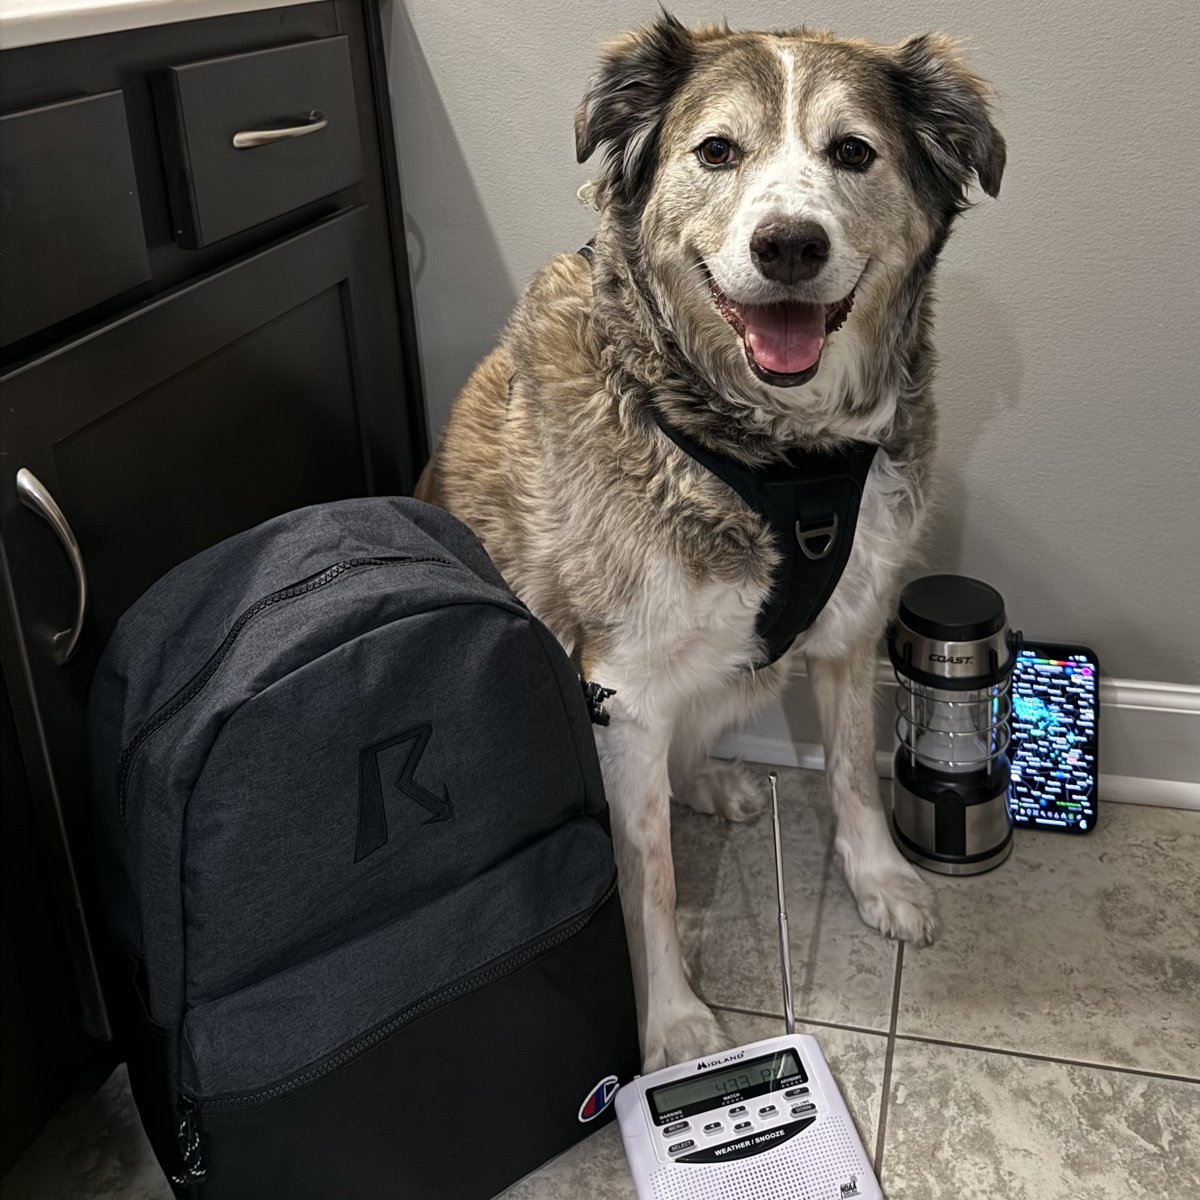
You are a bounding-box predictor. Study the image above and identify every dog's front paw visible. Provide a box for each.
[677,759,768,823]
[642,997,727,1072]
[849,860,940,946]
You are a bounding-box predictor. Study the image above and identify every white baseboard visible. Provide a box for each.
[714,667,1200,813]
[1099,775,1200,809]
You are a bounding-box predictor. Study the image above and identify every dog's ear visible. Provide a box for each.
[889,34,1006,206]
[574,11,696,208]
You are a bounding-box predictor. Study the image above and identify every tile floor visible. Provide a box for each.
[3,766,1198,1199]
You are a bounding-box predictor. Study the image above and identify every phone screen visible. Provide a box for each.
[1007,645,1099,833]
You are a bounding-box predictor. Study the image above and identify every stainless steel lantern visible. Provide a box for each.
[887,575,1020,875]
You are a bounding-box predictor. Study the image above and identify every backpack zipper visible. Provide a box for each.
[115,556,449,823]
[192,874,618,1115]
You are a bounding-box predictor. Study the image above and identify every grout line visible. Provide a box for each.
[872,942,904,1177]
[709,1002,883,1039]
[891,1032,1200,1086]
[710,1003,1198,1084]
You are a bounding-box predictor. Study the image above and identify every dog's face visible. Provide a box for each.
[577,17,1005,414]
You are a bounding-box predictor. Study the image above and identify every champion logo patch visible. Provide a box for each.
[578,1075,620,1123]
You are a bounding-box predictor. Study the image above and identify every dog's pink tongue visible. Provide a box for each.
[742,302,825,375]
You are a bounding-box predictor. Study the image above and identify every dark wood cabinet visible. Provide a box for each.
[0,90,151,344]
[7,206,409,641]
[0,0,426,1170]
[1,674,94,1173]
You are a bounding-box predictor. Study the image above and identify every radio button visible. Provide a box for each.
[662,1120,690,1136]
[728,1105,748,1117]
[733,1121,753,1132]
[703,1121,723,1135]
[784,1087,810,1099]
[791,1102,817,1117]
[758,1104,778,1117]
[668,1139,696,1155]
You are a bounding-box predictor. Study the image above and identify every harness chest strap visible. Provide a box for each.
[646,407,877,668]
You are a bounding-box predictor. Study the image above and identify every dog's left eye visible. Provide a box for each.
[696,137,739,168]
[833,136,875,169]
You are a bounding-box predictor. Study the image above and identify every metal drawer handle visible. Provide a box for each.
[16,468,87,666]
[232,109,328,149]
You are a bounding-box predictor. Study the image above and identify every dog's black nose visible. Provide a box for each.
[750,219,830,284]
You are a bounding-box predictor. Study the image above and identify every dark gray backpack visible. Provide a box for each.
[89,497,637,1199]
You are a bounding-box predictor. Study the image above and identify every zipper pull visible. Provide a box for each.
[169,1095,207,1187]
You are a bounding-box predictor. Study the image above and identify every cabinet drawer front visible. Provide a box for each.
[154,36,363,249]
[0,92,150,347]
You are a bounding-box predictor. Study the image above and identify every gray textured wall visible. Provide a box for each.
[385,0,1200,685]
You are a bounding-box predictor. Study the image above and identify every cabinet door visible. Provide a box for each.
[0,205,415,1037]
[1,674,97,1173]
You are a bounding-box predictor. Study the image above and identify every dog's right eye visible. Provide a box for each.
[696,137,739,168]
[833,136,875,170]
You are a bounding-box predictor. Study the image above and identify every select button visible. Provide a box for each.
[668,1139,696,1155]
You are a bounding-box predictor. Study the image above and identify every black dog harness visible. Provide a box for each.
[576,243,877,668]
[649,407,877,666]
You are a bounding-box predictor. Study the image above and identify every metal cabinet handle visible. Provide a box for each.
[232,109,328,149]
[16,468,87,666]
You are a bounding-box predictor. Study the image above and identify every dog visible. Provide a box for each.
[416,13,1005,1070]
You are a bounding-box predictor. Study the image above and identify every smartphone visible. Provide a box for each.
[1007,642,1100,833]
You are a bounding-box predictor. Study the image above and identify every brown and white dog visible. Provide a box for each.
[417,14,1005,1070]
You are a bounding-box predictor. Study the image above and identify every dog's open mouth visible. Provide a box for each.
[709,279,855,387]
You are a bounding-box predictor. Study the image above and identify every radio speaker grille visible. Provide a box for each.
[649,1114,868,1200]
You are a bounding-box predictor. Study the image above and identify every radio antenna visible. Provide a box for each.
[769,772,795,1036]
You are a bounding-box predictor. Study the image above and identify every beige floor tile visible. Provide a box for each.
[10,766,1195,1200]
[0,1065,170,1200]
[501,1010,888,1198]
[881,1038,1200,1199]
[500,1122,634,1200]
[672,765,900,1032]
[896,802,1200,1075]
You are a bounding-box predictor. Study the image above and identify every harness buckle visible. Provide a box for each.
[796,513,839,560]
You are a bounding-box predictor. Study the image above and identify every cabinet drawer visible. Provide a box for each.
[0,92,150,347]
[153,36,363,249]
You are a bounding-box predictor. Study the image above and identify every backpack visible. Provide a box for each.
[88,497,638,1199]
